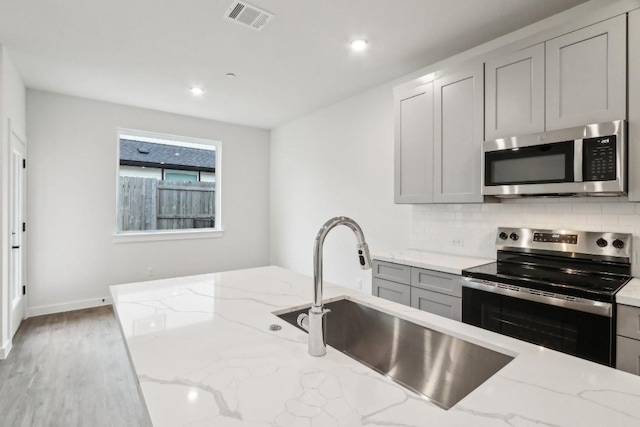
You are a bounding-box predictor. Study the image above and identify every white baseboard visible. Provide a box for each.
[0,339,12,360]
[26,296,113,318]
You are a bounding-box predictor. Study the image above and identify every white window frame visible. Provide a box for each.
[113,128,222,243]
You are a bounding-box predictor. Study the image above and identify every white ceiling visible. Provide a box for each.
[0,0,589,129]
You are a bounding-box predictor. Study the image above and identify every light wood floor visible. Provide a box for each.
[0,306,151,427]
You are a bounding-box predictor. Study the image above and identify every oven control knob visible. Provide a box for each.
[613,239,625,249]
[596,238,608,248]
[509,233,519,241]
[499,232,508,240]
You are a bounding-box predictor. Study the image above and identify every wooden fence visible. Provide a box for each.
[118,177,215,231]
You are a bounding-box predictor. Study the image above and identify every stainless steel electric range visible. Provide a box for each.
[461,227,632,366]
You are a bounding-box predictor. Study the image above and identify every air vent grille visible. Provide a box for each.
[225,1,273,31]
[228,3,244,19]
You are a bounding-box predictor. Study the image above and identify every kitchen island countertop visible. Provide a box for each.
[111,266,640,427]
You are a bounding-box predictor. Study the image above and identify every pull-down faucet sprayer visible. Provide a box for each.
[301,216,372,356]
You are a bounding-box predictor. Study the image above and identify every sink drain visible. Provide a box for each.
[269,324,282,331]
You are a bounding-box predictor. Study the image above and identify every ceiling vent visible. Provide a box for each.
[225,1,273,31]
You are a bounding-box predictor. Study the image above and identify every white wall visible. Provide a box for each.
[26,90,270,315]
[270,83,412,293]
[0,47,26,354]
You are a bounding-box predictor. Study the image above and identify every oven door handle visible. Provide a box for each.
[461,277,612,317]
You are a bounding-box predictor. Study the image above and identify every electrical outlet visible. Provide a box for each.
[148,267,155,277]
[451,239,464,247]
[356,279,362,289]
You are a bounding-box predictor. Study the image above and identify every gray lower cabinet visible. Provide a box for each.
[372,260,411,284]
[372,260,462,321]
[617,336,640,375]
[616,304,640,375]
[411,267,462,297]
[372,277,411,306]
[411,287,461,321]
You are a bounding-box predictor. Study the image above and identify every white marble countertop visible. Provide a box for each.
[617,277,640,307]
[111,266,640,427]
[372,249,493,274]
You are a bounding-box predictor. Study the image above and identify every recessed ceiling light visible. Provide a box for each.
[190,86,205,96]
[350,39,368,52]
[226,73,237,78]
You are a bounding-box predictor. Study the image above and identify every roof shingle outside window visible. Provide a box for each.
[119,139,215,172]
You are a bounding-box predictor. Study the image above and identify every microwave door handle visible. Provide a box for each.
[574,138,583,182]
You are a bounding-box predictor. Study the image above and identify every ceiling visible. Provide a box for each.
[0,0,590,129]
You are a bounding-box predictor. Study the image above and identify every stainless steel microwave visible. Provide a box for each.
[482,120,626,197]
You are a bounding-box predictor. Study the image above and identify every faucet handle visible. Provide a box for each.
[297,313,309,331]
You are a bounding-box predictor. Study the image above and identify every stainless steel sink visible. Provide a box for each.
[277,298,514,409]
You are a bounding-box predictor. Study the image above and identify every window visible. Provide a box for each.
[116,129,221,234]
[164,170,198,182]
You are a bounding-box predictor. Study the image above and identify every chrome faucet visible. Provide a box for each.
[298,216,372,357]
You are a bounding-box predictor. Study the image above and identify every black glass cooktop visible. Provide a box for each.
[463,251,631,303]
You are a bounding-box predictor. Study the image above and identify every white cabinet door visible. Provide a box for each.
[545,15,626,131]
[485,44,545,140]
[433,63,484,203]
[629,9,640,201]
[394,83,434,203]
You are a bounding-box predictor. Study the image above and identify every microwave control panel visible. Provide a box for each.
[583,135,616,181]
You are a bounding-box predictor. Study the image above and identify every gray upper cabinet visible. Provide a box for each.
[545,15,626,131]
[629,9,640,202]
[394,83,434,203]
[485,44,545,140]
[394,12,629,204]
[433,63,484,203]
[484,15,626,139]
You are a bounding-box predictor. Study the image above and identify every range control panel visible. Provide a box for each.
[496,227,631,260]
[533,232,578,244]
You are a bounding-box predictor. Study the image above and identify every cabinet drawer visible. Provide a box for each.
[411,287,461,321]
[617,335,640,376]
[411,267,461,297]
[372,260,411,285]
[617,305,640,341]
[372,278,411,306]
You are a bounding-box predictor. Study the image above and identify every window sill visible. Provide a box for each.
[112,229,224,243]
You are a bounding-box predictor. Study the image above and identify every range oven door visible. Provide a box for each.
[461,280,614,366]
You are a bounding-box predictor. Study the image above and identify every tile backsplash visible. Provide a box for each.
[410,197,640,274]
